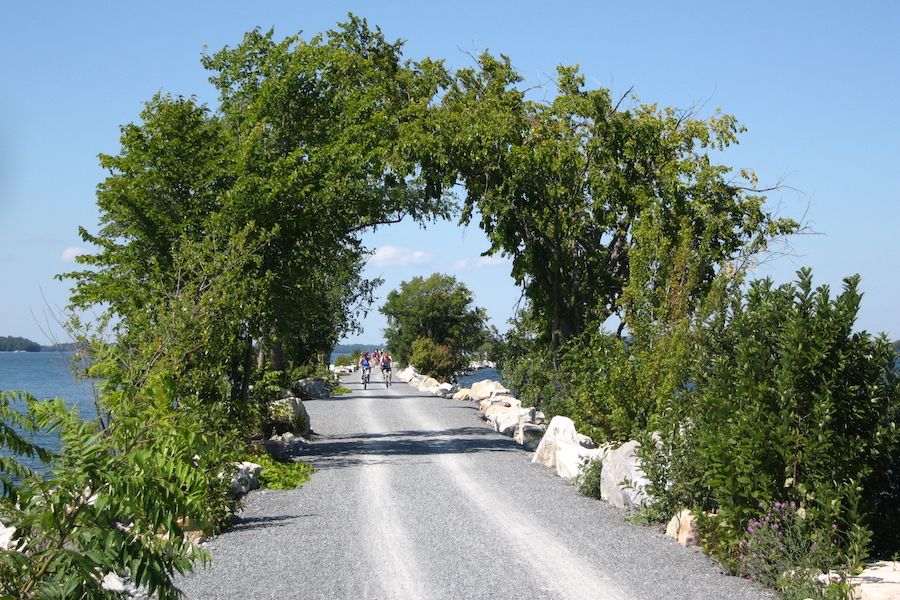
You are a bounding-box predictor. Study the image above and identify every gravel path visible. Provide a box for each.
[175,374,774,599]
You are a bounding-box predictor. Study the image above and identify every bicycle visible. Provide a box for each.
[361,366,371,389]
[383,366,392,387]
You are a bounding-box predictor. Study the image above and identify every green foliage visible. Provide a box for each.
[60,15,455,419]
[0,391,54,496]
[381,273,488,367]
[574,457,604,500]
[248,451,313,490]
[643,269,900,572]
[491,309,557,410]
[418,55,798,363]
[0,376,238,599]
[409,337,467,381]
[334,354,352,367]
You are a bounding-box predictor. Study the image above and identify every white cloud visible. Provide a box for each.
[451,254,510,271]
[476,255,508,267]
[369,245,433,267]
[60,247,88,262]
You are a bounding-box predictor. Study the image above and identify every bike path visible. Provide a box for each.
[175,376,773,599]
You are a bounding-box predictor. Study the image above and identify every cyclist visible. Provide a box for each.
[380,351,393,386]
[358,352,372,386]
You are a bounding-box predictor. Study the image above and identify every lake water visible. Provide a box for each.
[0,351,98,471]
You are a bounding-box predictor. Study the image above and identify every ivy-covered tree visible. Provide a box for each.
[380,273,487,368]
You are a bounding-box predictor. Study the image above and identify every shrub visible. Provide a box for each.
[249,451,313,490]
[644,269,900,572]
[409,337,466,381]
[0,376,236,599]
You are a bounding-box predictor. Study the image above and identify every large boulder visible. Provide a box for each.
[453,388,473,402]
[480,397,524,419]
[470,379,510,401]
[396,366,418,382]
[600,440,651,510]
[291,378,330,399]
[848,561,900,600]
[515,423,545,451]
[419,377,441,391]
[532,416,596,468]
[265,393,311,437]
[489,407,536,437]
[0,524,18,551]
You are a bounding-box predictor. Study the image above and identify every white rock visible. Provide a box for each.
[229,461,262,497]
[848,561,900,600]
[453,388,473,402]
[490,408,536,436]
[470,379,510,401]
[396,366,418,382]
[515,423,545,450]
[600,440,651,510]
[101,572,125,592]
[0,524,17,551]
[532,416,583,468]
[555,441,609,480]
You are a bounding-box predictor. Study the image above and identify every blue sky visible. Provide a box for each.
[1,1,897,346]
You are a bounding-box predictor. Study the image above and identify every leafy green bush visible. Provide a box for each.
[573,457,604,500]
[0,376,237,599]
[643,269,900,574]
[334,353,356,367]
[409,337,466,381]
[248,451,313,490]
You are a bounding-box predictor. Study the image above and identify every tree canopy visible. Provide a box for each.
[409,56,798,361]
[60,16,454,406]
[380,273,487,367]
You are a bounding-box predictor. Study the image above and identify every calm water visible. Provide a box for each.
[0,352,98,471]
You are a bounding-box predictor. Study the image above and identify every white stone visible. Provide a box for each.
[291,378,330,398]
[396,366,418,382]
[490,408,536,436]
[515,423,545,450]
[453,388,473,402]
[554,441,608,480]
[0,524,17,551]
[229,461,262,497]
[532,416,580,468]
[600,440,651,510]
[849,561,900,600]
[470,379,510,401]
[101,572,125,592]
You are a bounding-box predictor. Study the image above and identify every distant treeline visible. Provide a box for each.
[0,336,81,352]
[332,343,382,355]
[0,336,41,352]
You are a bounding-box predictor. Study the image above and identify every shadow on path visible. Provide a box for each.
[301,426,522,470]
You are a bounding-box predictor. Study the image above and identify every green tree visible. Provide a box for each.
[380,273,487,367]
[413,55,796,364]
[61,16,454,408]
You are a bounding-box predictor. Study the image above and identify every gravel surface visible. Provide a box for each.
[175,374,774,599]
